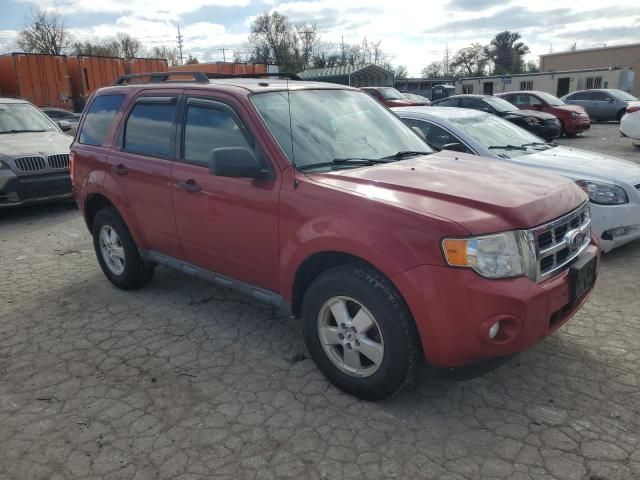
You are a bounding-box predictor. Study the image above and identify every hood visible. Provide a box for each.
[0,131,72,159]
[505,109,557,121]
[554,105,587,114]
[512,145,640,185]
[308,152,586,234]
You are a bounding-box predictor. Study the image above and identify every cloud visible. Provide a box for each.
[15,0,251,21]
[447,0,505,11]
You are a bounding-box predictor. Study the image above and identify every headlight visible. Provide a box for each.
[525,117,540,125]
[442,231,527,279]
[0,160,9,170]
[571,112,578,120]
[576,180,628,205]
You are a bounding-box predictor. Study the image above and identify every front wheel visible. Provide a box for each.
[92,207,154,290]
[301,264,422,400]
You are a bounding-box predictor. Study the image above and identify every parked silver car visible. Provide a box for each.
[0,98,73,207]
[41,107,80,136]
[561,89,639,122]
[395,106,640,252]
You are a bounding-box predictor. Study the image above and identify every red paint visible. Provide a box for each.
[73,81,597,369]
[498,91,591,136]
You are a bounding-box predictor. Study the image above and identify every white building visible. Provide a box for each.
[455,67,635,97]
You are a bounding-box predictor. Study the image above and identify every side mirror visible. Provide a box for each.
[57,120,71,132]
[209,147,267,178]
[411,126,427,141]
[441,142,468,153]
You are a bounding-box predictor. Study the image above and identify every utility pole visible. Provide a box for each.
[221,48,226,62]
[176,26,184,65]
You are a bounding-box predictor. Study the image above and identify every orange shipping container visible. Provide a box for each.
[0,53,73,109]
[124,58,169,75]
[168,62,272,76]
[67,56,125,111]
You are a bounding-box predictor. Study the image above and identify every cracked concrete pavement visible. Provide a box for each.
[1,124,639,479]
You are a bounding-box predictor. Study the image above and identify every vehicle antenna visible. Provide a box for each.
[286,78,299,189]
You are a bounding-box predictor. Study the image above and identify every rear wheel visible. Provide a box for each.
[301,264,421,400]
[92,207,154,289]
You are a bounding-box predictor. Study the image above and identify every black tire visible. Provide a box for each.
[301,263,422,401]
[92,207,154,290]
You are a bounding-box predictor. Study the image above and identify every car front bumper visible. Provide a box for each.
[565,117,591,135]
[532,121,562,140]
[590,202,640,252]
[392,243,599,368]
[620,112,640,140]
[0,170,72,208]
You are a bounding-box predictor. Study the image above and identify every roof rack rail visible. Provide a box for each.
[205,72,302,80]
[113,71,209,85]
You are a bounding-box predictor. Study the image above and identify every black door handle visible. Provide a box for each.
[111,164,128,175]
[177,180,201,193]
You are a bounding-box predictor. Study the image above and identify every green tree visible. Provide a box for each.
[451,43,488,77]
[484,31,530,75]
[421,61,443,79]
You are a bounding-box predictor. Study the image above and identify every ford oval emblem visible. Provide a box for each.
[564,229,584,251]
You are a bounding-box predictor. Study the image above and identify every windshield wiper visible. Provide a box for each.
[521,141,550,148]
[0,129,47,134]
[381,150,432,160]
[488,144,527,151]
[297,157,392,171]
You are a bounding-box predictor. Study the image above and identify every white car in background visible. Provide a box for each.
[394,106,640,252]
[620,104,640,143]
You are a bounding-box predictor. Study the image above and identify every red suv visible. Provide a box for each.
[71,72,598,400]
[361,87,428,107]
[498,91,591,136]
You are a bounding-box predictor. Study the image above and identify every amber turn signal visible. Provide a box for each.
[442,239,469,266]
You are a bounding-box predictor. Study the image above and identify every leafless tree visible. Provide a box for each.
[148,46,180,66]
[17,9,69,55]
[113,33,141,59]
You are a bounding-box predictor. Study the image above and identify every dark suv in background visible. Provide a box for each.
[431,94,562,140]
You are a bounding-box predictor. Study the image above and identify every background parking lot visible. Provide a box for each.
[1,123,639,480]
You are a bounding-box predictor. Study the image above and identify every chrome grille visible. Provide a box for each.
[47,153,69,169]
[13,156,47,172]
[531,202,591,281]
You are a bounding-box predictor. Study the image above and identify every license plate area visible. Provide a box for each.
[569,252,597,301]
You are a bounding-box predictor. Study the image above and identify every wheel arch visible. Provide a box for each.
[290,251,407,319]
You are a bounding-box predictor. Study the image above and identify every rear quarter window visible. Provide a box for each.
[79,95,125,146]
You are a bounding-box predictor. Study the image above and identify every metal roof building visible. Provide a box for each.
[298,64,394,87]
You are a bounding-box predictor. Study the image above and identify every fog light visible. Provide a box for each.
[488,321,500,339]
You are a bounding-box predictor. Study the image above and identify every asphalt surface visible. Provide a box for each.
[1,123,639,480]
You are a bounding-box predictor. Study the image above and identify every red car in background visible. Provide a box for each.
[498,91,591,136]
[361,87,428,107]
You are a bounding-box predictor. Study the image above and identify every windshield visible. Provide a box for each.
[0,103,58,133]
[535,92,565,106]
[449,112,547,158]
[251,89,431,170]
[378,87,406,100]
[483,96,518,113]
[610,90,638,101]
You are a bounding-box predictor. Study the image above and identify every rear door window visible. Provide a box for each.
[79,94,125,146]
[460,98,491,112]
[592,91,612,101]
[182,99,253,167]
[123,97,177,158]
[436,98,459,107]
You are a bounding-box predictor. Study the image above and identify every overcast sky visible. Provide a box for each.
[1,0,638,75]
